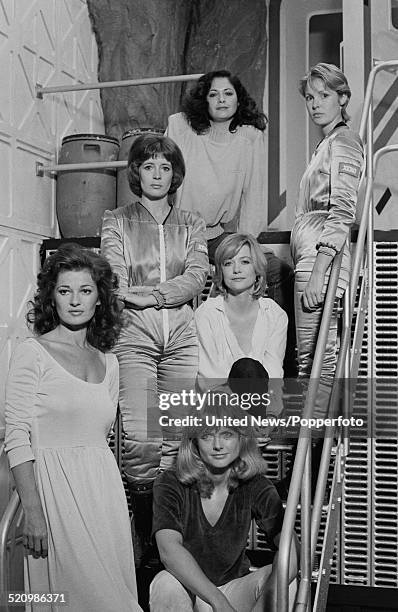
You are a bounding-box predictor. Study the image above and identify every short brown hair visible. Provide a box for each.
[127,133,185,197]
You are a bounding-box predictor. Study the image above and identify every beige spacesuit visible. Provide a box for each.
[291,123,364,413]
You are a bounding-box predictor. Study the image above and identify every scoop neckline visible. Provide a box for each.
[29,338,108,385]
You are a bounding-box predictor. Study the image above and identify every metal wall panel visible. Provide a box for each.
[0,0,104,593]
[0,0,103,440]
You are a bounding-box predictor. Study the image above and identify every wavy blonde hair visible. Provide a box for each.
[176,396,267,498]
[213,233,268,298]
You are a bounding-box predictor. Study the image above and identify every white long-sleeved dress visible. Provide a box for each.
[5,338,141,612]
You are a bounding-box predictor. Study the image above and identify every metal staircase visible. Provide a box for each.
[277,59,398,611]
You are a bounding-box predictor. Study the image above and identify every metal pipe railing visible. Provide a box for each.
[278,60,398,610]
[0,489,21,607]
[342,289,351,458]
[359,60,398,141]
[295,446,312,612]
[306,60,398,609]
[36,73,204,98]
[277,251,343,612]
[307,146,397,609]
[36,160,127,177]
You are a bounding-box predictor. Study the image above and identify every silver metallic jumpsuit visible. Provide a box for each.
[290,123,364,416]
[101,201,208,485]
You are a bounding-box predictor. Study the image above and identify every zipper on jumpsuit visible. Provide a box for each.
[158,224,170,347]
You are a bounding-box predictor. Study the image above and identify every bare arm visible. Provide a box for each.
[12,461,48,559]
[156,529,238,612]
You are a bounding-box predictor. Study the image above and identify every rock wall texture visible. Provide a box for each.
[87,0,267,140]
[183,0,267,106]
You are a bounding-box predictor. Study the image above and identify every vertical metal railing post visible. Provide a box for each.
[296,445,312,611]
[310,92,375,582]
[277,252,342,612]
[342,289,351,458]
[0,489,21,611]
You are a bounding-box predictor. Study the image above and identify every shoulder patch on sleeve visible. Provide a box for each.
[338,161,360,178]
[194,242,208,254]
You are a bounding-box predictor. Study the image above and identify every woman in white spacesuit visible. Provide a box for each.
[291,63,364,415]
[101,133,208,564]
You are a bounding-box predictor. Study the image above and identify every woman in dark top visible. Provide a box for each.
[150,400,298,612]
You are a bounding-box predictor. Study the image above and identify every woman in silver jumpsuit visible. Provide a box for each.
[291,63,364,418]
[101,134,208,564]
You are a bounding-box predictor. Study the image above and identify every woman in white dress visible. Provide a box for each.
[5,243,142,612]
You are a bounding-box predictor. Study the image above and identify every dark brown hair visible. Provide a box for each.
[127,133,185,197]
[27,243,122,351]
[182,70,268,134]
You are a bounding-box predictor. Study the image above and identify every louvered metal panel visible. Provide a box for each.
[342,439,372,585]
[342,239,398,588]
[371,241,398,587]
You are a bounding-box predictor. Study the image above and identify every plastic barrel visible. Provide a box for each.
[117,128,164,208]
[56,133,120,237]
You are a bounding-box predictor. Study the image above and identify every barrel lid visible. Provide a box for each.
[62,133,120,146]
[121,127,164,141]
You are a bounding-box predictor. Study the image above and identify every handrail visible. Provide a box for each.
[359,60,398,141]
[316,63,398,607]
[278,58,398,611]
[36,73,204,98]
[36,160,127,177]
[0,489,21,604]
[277,252,343,612]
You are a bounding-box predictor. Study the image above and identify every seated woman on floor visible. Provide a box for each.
[149,399,298,612]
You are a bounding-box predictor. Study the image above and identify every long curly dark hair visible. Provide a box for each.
[27,243,123,351]
[181,70,268,135]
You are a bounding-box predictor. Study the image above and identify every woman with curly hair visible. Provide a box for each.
[4,243,142,612]
[150,400,298,612]
[166,70,268,254]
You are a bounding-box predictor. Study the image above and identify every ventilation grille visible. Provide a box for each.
[372,242,398,587]
[342,241,398,587]
[342,439,372,585]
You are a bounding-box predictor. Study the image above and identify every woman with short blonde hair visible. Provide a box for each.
[195,233,288,392]
[291,63,364,414]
